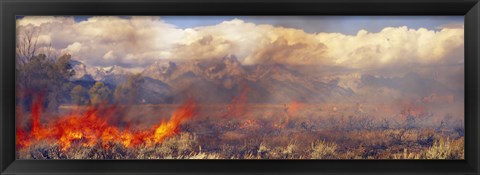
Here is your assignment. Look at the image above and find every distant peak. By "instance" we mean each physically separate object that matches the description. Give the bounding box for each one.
[222,54,240,64]
[167,61,177,67]
[68,59,84,66]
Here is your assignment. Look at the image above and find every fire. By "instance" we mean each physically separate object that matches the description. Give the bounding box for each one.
[222,85,250,118]
[16,95,197,150]
[277,101,304,128]
[30,95,47,139]
[239,119,261,130]
[151,98,196,143]
[400,103,426,117]
[287,101,303,116]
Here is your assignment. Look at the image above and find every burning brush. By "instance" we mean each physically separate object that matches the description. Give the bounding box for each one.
[16,95,198,151]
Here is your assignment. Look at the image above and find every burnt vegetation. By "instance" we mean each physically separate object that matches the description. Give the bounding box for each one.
[17,103,464,160]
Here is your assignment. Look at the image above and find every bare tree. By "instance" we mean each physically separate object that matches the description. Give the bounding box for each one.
[16,26,41,66]
[44,42,58,60]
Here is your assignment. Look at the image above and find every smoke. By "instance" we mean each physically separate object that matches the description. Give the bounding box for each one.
[16,16,463,74]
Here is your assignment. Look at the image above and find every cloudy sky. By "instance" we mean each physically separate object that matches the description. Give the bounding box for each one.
[16,16,464,72]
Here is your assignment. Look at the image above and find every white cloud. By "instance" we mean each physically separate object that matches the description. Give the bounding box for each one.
[61,42,82,55]
[16,16,74,27]
[16,16,464,71]
[103,50,116,60]
[316,26,464,69]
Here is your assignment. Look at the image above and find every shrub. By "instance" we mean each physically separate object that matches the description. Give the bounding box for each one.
[424,138,464,159]
[310,140,337,159]
[392,148,421,159]
[184,152,221,159]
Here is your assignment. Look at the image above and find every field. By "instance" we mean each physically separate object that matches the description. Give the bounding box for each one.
[16,102,464,159]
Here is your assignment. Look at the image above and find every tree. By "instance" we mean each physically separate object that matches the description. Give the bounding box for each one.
[15,24,75,111]
[16,53,75,111]
[113,74,144,104]
[16,26,41,66]
[71,85,89,105]
[50,54,75,109]
[113,85,129,104]
[89,82,112,105]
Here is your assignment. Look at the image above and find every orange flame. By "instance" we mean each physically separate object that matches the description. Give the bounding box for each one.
[239,119,261,130]
[287,101,303,116]
[223,85,250,118]
[400,102,426,117]
[277,101,304,128]
[16,95,197,150]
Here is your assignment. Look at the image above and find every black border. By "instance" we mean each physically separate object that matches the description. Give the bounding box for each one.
[1,0,479,174]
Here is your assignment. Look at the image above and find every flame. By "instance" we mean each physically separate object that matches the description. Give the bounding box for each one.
[223,85,250,118]
[287,101,303,116]
[400,102,426,117]
[151,98,196,143]
[16,95,197,150]
[30,95,47,139]
[16,95,45,148]
[239,119,261,130]
[277,101,304,129]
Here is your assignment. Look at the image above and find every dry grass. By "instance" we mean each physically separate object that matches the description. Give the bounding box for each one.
[17,131,464,159]
[17,104,465,160]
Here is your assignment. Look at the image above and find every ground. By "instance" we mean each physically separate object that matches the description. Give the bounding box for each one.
[16,103,464,159]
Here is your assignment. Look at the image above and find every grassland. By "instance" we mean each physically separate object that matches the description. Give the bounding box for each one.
[17,103,464,159]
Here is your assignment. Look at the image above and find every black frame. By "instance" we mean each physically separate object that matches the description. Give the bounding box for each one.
[1,0,479,174]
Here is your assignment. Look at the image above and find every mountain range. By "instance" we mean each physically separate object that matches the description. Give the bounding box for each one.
[68,55,460,104]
